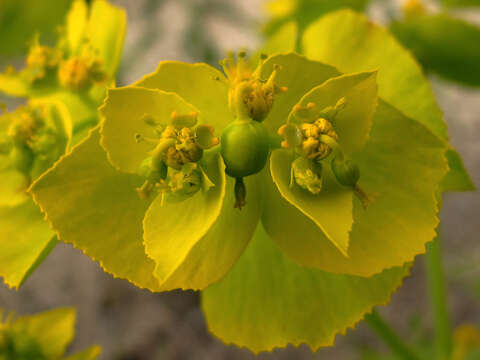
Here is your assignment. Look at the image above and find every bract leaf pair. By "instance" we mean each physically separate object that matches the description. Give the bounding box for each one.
[0,0,126,289]
[266,8,474,193]
[31,33,451,351]
[0,307,100,360]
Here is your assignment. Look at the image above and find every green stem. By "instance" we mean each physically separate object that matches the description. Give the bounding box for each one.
[294,24,304,54]
[365,310,423,360]
[425,236,452,360]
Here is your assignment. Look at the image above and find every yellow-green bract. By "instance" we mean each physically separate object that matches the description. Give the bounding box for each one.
[0,0,126,289]
[29,10,468,353]
[0,307,101,360]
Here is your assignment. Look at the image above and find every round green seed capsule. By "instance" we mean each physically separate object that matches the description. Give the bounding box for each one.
[220,120,270,178]
[331,156,360,187]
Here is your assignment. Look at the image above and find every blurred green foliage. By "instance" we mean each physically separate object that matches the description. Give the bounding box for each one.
[442,0,480,7]
[391,13,480,87]
[0,0,73,56]
[264,0,369,36]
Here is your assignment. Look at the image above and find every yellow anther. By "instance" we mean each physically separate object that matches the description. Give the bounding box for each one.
[301,137,320,156]
[25,36,61,77]
[7,106,46,146]
[171,111,198,128]
[299,118,338,161]
[157,124,203,170]
[58,51,107,91]
[300,123,320,138]
[58,58,92,91]
[137,110,218,201]
[281,117,339,162]
[314,118,338,139]
[26,45,60,70]
[160,125,178,140]
[220,52,287,121]
[293,102,319,122]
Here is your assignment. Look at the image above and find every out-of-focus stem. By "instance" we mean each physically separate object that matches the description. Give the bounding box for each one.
[425,236,452,360]
[365,310,422,360]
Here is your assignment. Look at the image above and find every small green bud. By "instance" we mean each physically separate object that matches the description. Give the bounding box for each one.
[220,120,270,178]
[331,156,360,187]
[331,156,373,208]
[291,157,323,194]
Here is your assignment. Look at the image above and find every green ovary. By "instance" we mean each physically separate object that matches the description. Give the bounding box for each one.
[220,120,270,178]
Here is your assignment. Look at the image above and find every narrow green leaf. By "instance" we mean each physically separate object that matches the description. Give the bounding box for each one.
[86,0,127,77]
[390,14,480,87]
[143,153,226,286]
[31,128,163,291]
[202,224,408,353]
[135,62,232,132]
[100,87,199,173]
[66,0,88,55]
[440,148,475,192]
[270,149,353,256]
[260,52,340,133]
[18,236,58,288]
[263,101,448,276]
